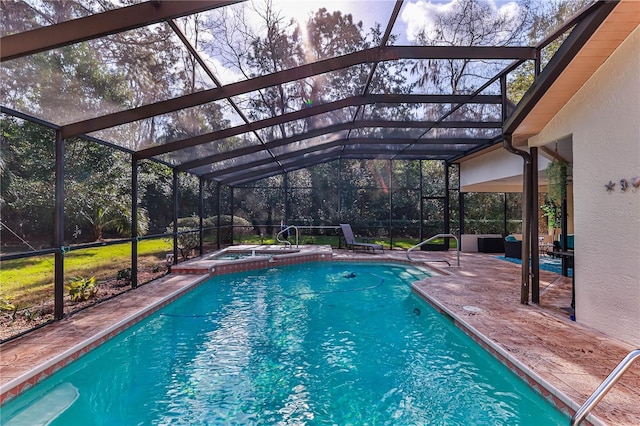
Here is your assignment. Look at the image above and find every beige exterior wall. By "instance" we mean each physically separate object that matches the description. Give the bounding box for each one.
[529,27,640,345]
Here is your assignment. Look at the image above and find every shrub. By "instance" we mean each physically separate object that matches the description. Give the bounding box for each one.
[167,215,254,246]
[116,268,132,286]
[0,295,18,324]
[208,215,253,235]
[167,215,201,230]
[65,276,98,302]
[176,227,199,259]
[168,215,253,234]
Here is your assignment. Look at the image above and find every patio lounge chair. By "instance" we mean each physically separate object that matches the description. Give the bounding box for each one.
[340,224,384,252]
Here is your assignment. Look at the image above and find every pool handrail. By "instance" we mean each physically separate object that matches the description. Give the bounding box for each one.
[407,234,460,266]
[276,225,299,248]
[570,348,640,425]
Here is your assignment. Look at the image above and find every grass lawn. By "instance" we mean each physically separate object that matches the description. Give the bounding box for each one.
[1,239,172,308]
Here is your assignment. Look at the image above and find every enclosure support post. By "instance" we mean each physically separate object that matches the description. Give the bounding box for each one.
[172,169,179,264]
[444,162,450,246]
[199,177,204,256]
[284,173,289,226]
[503,133,532,305]
[389,160,393,248]
[230,187,235,245]
[531,146,540,303]
[503,193,508,236]
[459,192,465,236]
[338,159,343,223]
[561,195,569,277]
[54,130,65,320]
[216,183,221,249]
[419,160,424,242]
[131,157,138,289]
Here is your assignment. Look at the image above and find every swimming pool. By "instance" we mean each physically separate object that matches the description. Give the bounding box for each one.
[1,262,567,425]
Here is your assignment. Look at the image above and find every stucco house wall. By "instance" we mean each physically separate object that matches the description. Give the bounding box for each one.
[529,27,640,346]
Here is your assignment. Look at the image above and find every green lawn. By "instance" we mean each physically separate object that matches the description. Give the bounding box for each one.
[0,239,172,308]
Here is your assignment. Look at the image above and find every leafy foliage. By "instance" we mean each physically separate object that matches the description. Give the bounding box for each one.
[545,159,568,204]
[1,118,151,244]
[0,295,18,324]
[508,0,593,103]
[175,227,199,260]
[116,268,132,286]
[541,197,561,230]
[65,276,98,302]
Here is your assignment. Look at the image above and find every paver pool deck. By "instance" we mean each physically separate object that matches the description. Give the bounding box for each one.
[1,247,638,425]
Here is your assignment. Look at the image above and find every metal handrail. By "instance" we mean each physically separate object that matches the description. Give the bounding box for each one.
[407,233,459,266]
[570,349,640,425]
[276,225,299,248]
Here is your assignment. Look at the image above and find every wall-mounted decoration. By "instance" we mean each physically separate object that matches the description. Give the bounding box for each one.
[606,177,640,193]
[620,179,628,192]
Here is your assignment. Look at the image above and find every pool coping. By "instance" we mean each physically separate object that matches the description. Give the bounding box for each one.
[1,247,631,425]
[411,283,603,426]
[0,274,211,403]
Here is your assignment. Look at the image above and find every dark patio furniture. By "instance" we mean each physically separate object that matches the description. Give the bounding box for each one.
[504,239,523,259]
[339,224,384,252]
[477,237,504,254]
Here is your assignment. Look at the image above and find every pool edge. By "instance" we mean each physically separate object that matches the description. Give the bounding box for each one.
[411,283,605,426]
[0,274,211,404]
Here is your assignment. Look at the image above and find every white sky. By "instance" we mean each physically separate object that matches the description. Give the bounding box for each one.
[400,0,524,42]
[189,0,528,90]
[273,0,524,44]
[273,0,398,33]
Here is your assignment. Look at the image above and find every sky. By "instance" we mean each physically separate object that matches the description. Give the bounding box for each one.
[271,0,525,45]
[197,0,527,87]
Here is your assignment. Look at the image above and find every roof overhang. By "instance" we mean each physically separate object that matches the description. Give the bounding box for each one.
[509,0,639,145]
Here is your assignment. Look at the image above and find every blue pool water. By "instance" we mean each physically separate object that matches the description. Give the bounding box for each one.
[2,262,567,425]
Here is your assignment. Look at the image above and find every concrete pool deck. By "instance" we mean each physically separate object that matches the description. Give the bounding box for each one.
[1,246,638,425]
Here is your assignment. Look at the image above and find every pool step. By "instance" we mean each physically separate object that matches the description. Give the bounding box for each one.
[4,382,78,426]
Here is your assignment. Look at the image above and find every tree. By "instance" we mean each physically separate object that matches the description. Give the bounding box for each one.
[136,160,172,234]
[508,0,592,103]
[410,0,533,94]
[0,116,153,244]
[1,117,56,244]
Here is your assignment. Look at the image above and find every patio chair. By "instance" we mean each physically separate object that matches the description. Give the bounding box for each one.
[340,224,384,252]
[504,235,522,259]
[548,234,574,258]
